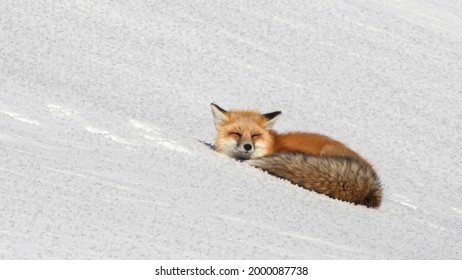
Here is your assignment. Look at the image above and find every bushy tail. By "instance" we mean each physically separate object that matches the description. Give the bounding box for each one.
[247,153,382,208]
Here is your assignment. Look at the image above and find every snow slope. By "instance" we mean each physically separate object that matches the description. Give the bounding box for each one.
[1,0,461,259]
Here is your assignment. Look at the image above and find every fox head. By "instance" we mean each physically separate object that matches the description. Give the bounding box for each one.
[210,103,281,160]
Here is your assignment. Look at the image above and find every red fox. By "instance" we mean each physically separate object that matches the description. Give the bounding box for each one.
[211,103,382,208]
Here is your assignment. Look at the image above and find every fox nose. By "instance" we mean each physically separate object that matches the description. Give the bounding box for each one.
[243,144,253,151]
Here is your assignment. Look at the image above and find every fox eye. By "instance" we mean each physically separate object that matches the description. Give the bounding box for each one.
[230,132,241,137]
[252,134,261,138]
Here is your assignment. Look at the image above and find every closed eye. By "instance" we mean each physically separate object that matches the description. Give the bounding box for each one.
[252,134,261,138]
[230,132,241,137]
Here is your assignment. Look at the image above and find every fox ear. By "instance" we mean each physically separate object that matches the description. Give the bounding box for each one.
[210,103,228,128]
[264,111,281,128]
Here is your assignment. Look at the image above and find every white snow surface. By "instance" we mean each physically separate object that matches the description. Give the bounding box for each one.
[1,0,461,259]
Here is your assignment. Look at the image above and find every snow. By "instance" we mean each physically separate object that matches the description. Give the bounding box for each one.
[1,0,461,259]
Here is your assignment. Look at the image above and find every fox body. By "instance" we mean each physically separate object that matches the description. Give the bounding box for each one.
[211,103,382,208]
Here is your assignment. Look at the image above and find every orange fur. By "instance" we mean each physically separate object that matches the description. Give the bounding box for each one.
[212,105,367,164]
[270,132,372,168]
